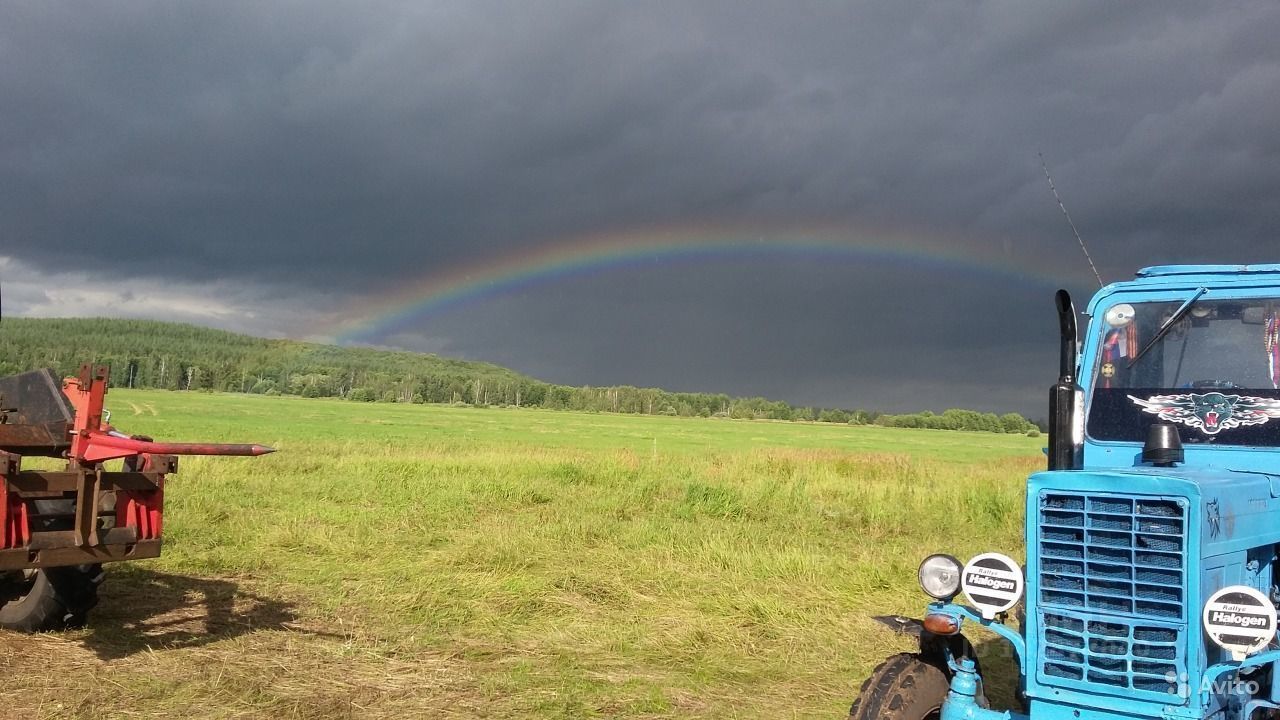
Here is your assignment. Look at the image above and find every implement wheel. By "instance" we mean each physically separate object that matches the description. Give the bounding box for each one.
[0,564,104,632]
[0,498,104,632]
[849,653,950,720]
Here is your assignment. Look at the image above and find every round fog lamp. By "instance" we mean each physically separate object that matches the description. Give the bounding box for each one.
[918,554,962,600]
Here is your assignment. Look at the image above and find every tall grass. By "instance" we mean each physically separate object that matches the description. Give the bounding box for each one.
[1,391,1039,718]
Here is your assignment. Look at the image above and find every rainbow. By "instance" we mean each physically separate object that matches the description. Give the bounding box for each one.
[325,222,1065,344]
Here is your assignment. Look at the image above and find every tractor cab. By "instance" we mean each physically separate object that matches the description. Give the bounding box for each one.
[1082,267,1280,472]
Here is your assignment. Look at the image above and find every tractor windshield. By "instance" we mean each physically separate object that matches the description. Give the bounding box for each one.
[1087,297,1280,445]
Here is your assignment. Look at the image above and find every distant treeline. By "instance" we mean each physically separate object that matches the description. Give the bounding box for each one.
[0,318,1039,434]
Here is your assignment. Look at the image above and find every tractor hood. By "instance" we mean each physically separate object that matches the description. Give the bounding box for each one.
[1030,466,1280,555]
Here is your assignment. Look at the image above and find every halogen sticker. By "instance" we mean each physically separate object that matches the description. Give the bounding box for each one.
[1130,393,1280,436]
[1204,585,1277,660]
[961,553,1023,620]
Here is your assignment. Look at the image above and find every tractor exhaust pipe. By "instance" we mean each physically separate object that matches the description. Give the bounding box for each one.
[1049,289,1082,470]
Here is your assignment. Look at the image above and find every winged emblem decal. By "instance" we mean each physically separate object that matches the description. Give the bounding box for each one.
[1129,392,1280,435]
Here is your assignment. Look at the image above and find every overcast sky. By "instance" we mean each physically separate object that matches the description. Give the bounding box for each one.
[4,2,1279,416]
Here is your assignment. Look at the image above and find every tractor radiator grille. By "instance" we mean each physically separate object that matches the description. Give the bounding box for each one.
[1036,492,1187,701]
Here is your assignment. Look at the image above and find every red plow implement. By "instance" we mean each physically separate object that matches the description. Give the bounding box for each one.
[0,363,272,630]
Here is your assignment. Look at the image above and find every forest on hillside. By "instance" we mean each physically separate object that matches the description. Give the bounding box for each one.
[0,318,1039,434]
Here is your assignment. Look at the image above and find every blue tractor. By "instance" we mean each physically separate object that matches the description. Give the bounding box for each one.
[850,265,1280,720]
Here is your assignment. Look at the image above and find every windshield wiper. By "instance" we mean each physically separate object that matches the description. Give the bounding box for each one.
[1128,287,1208,368]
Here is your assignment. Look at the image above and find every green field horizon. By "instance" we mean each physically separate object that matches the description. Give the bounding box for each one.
[2,390,1039,718]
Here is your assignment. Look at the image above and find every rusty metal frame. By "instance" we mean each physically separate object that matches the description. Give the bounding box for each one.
[0,362,270,576]
[0,451,170,571]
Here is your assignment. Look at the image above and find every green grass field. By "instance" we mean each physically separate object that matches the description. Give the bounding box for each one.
[1,391,1040,719]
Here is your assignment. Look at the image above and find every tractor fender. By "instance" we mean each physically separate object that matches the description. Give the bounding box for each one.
[871,615,984,678]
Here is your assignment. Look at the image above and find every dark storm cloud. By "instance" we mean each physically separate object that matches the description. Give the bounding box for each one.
[388,258,1061,414]
[3,1,1279,413]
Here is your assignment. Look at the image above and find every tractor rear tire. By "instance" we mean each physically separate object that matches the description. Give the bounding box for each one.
[0,564,104,632]
[849,653,950,720]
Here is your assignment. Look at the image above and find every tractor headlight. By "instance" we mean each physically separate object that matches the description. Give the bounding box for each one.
[918,554,962,601]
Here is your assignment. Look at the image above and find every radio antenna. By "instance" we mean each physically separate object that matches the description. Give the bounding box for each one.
[1040,152,1103,288]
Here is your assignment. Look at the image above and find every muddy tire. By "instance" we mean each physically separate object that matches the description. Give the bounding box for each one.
[849,653,950,720]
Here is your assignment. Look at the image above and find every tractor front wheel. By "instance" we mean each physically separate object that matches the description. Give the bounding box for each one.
[849,653,950,720]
